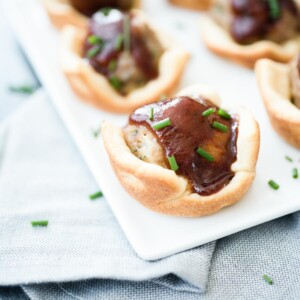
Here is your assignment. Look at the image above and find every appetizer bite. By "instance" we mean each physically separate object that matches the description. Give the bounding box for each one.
[169,0,211,10]
[43,0,140,29]
[61,9,189,113]
[256,53,300,148]
[102,85,260,217]
[201,0,300,68]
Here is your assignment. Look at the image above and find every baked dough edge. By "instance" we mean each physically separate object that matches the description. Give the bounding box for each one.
[169,0,211,10]
[102,84,260,217]
[201,16,300,69]
[42,0,140,30]
[60,10,189,114]
[255,58,300,148]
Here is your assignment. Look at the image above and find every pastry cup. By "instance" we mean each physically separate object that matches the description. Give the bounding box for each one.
[101,84,260,217]
[43,0,140,30]
[169,0,211,10]
[201,16,300,68]
[60,11,189,114]
[255,58,300,148]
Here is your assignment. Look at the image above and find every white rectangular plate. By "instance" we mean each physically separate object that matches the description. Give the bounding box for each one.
[6,0,300,260]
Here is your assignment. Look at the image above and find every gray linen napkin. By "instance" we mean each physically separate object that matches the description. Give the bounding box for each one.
[21,213,300,300]
[0,90,215,293]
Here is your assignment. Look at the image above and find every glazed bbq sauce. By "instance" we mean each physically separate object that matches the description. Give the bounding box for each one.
[230,0,298,44]
[69,0,134,16]
[129,96,238,196]
[83,9,159,95]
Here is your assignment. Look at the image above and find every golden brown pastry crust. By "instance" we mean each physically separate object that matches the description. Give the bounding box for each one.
[60,11,189,114]
[101,85,260,217]
[43,0,140,30]
[169,0,211,10]
[255,58,300,148]
[201,16,300,68]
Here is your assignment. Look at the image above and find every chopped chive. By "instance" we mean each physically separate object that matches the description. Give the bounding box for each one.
[267,0,280,19]
[109,76,122,91]
[31,220,48,227]
[108,59,117,72]
[89,191,103,200]
[217,109,231,120]
[86,45,101,58]
[114,33,124,51]
[285,155,293,162]
[88,35,103,46]
[202,108,215,117]
[149,107,154,121]
[92,127,101,138]
[160,94,167,101]
[293,168,298,179]
[167,155,179,172]
[152,118,171,130]
[9,84,38,95]
[101,7,112,16]
[262,274,273,285]
[123,15,131,53]
[212,121,228,132]
[268,180,279,190]
[196,147,214,162]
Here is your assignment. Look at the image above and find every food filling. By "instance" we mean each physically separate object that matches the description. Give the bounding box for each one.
[125,96,238,196]
[290,53,300,108]
[211,0,300,44]
[69,0,135,16]
[83,9,163,95]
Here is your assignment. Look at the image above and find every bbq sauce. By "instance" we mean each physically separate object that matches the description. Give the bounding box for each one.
[69,0,134,16]
[83,9,160,94]
[230,0,299,44]
[129,96,238,196]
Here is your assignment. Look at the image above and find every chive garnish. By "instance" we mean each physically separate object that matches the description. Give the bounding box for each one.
[160,95,167,101]
[114,33,123,51]
[217,109,231,120]
[267,0,280,19]
[202,108,215,117]
[149,107,154,121]
[123,15,131,53]
[293,168,298,179]
[285,155,293,162]
[31,220,48,227]
[108,60,117,72]
[89,191,103,200]
[109,76,122,91]
[92,127,101,138]
[9,84,38,95]
[197,147,214,162]
[101,7,112,16]
[167,155,179,172]
[88,35,103,46]
[262,274,273,285]
[152,118,172,130]
[87,45,101,58]
[268,180,279,190]
[212,121,228,132]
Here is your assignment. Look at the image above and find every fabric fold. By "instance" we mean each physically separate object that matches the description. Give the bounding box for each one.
[0,91,215,293]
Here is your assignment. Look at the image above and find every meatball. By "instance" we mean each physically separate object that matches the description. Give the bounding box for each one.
[211,0,300,44]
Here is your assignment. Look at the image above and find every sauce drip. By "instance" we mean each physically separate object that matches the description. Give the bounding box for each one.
[69,0,134,16]
[129,96,238,196]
